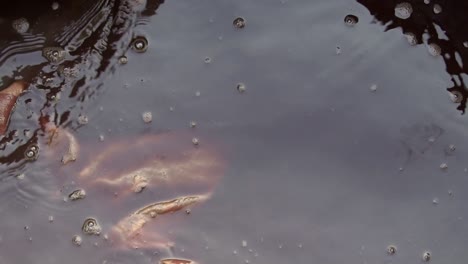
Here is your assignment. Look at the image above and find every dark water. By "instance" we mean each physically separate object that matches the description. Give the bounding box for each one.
[1,0,468,263]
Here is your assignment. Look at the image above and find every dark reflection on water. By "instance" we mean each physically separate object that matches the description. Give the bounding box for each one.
[0,0,163,170]
[357,0,468,113]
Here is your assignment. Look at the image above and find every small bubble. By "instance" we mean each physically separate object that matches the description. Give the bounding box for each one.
[464,42,468,48]
[142,111,152,123]
[387,245,397,255]
[335,46,342,55]
[195,91,201,97]
[278,244,283,249]
[424,0,430,4]
[344,14,358,26]
[69,189,86,201]
[428,136,436,143]
[242,240,247,247]
[51,2,59,10]
[404,32,418,45]
[82,218,101,235]
[118,56,128,64]
[448,144,456,152]
[233,17,246,29]
[16,173,25,180]
[42,47,66,63]
[298,243,303,248]
[422,251,431,261]
[24,144,39,161]
[427,43,441,56]
[192,137,199,146]
[99,134,105,142]
[448,90,463,103]
[233,250,238,255]
[169,106,175,112]
[78,115,89,125]
[448,190,453,196]
[190,121,197,128]
[204,57,212,64]
[394,2,413,19]
[132,36,148,53]
[185,209,191,214]
[72,235,82,246]
[244,260,249,264]
[12,18,29,33]
[433,4,442,14]
[237,83,246,93]
[440,163,448,170]
[150,211,157,218]
[24,225,30,230]
[432,197,439,205]
[370,84,377,92]
[48,216,54,222]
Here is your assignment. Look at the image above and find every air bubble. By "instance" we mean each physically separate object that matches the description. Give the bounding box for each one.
[204,57,212,64]
[344,14,358,26]
[440,163,448,170]
[69,189,86,201]
[464,42,468,48]
[242,240,247,247]
[448,90,463,103]
[424,0,430,4]
[427,43,441,56]
[237,83,246,93]
[24,144,39,161]
[12,18,29,33]
[190,121,197,128]
[404,32,418,45]
[51,2,59,10]
[433,4,442,14]
[233,17,246,29]
[432,197,439,205]
[78,115,89,125]
[335,46,342,55]
[118,56,128,64]
[132,36,148,53]
[192,137,199,146]
[48,216,54,222]
[394,2,413,19]
[142,111,152,123]
[370,84,377,92]
[387,245,397,255]
[42,47,66,63]
[422,251,431,261]
[72,235,82,246]
[82,218,101,235]
[99,134,105,142]
[195,91,201,97]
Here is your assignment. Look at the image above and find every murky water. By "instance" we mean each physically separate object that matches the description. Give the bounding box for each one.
[1,0,468,263]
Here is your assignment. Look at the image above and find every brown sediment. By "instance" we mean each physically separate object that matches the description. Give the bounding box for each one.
[0,81,27,135]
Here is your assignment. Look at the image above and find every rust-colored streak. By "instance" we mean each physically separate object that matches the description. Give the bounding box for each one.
[0,81,27,135]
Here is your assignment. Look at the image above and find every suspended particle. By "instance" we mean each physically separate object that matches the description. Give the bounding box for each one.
[142,111,152,123]
[432,197,439,205]
[118,56,128,64]
[195,91,201,97]
[99,134,105,142]
[464,42,468,48]
[69,189,86,201]
[72,235,82,246]
[394,2,413,19]
[48,216,54,222]
[42,47,66,63]
[370,84,377,92]
[242,240,247,247]
[424,0,430,4]
[335,46,342,55]
[12,18,29,33]
[433,4,442,14]
[82,218,101,235]
[132,36,148,53]
[344,14,358,26]
[233,17,246,29]
[190,121,197,128]
[237,83,246,93]
[387,245,397,255]
[192,137,199,146]
[422,251,431,261]
[204,57,212,64]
